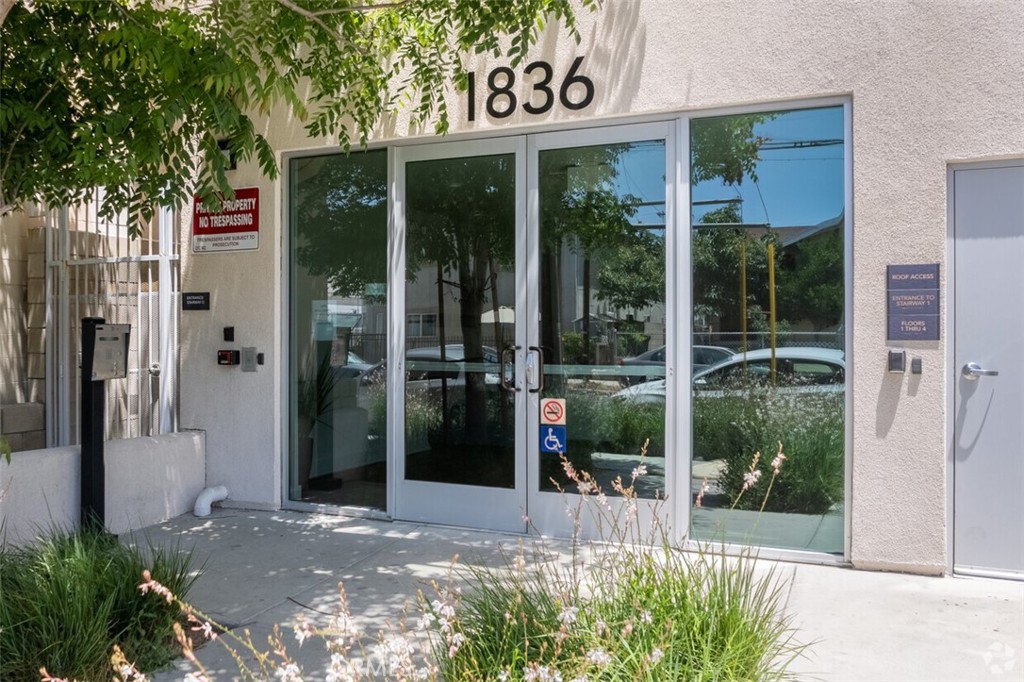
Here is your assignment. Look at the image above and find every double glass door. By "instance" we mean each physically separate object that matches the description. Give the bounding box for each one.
[394,124,672,535]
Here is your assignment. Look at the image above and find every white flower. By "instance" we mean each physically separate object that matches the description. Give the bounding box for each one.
[329,612,360,639]
[586,647,612,666]
[294,620,313,645]
[448,631,466,658]
[325,653,355,682]
[742,469,762,491]
[771,452,787,474]
[649,647,664,664]
[594,618,607,635]
[640,610,653,624]
[523,664,563,682]
[557,604,578,624]
[274,663,303,682]
[632,464,648,479]
[416,612,436,631]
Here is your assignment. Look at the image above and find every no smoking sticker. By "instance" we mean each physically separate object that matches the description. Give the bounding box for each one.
[540,398,566,425]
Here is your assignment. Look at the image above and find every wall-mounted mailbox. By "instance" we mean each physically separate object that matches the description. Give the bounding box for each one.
[84,324,130,381]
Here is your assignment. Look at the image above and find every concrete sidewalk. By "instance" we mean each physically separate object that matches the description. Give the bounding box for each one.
[138,509,1023,682]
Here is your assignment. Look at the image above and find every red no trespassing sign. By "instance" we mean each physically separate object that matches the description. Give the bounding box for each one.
[192,187,259,253]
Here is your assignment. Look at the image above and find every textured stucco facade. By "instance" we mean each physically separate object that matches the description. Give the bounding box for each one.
[179,1,1024,574]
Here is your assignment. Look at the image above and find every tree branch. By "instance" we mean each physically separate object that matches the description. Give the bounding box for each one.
[273,0,412,18]
[1,80,60,207]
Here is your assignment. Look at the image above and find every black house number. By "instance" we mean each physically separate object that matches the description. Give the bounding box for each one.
[467,56,595,121]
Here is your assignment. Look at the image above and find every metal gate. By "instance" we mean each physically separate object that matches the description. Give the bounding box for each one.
[44,193,180,445]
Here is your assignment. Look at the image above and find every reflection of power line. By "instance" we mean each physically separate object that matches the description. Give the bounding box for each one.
[753,179,770,225]
[692,198,742,206]
[759,139,843,150]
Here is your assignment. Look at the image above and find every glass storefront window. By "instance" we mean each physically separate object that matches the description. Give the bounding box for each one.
[690,106,846,553]
[289,150,388,508]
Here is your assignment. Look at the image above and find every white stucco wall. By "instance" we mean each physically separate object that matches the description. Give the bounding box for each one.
[179,184,282,508]
[180,1,1024,573]
[0,431,207,544]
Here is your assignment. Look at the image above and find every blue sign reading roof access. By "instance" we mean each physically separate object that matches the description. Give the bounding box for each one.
[540,425,567,454]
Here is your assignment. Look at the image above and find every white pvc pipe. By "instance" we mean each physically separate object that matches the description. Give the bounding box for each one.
[193,486,228,517]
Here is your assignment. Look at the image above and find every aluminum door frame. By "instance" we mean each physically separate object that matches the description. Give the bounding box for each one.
[524,121,677,539]
[391,137,529,533]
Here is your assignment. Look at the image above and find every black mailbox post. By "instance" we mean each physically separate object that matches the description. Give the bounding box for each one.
[80,317,130,529]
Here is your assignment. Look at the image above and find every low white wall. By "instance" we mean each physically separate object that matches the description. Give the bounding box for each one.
[0,431,206,545]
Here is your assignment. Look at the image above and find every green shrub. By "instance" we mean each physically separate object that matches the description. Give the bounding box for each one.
[0,527,199,682]
[695,391,844,514]
[429,513,802,681]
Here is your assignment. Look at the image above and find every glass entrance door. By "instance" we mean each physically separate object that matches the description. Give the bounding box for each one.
[394,126,672,536]
[524,124,673,536]
[394,138,528,532]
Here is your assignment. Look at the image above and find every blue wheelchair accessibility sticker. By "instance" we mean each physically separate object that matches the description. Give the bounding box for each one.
[540,425,567,454]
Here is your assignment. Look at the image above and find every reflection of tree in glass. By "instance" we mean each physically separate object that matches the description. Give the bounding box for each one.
[597,229,665,312]
[690,110,845,335]
[539,144,645,365]
[776,229,844,329]
[692,203,780,335]
[406,154,517,444]
[691,114,770,185]
[293,152,389,299]
[690,114,773,338]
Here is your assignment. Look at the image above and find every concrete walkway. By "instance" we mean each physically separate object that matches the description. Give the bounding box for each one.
[137,509,1023,682]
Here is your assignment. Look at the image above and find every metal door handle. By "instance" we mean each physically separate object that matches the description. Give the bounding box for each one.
[962,362,999,380]
[528,346,545,394]
[500,345,520,393]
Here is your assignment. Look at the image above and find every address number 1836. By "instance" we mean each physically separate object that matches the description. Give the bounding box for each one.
[467,56,595,121]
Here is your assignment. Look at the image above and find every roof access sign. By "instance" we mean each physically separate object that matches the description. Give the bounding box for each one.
[192,187,259,253]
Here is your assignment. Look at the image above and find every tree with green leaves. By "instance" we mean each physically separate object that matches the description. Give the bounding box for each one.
[0,0,598,225]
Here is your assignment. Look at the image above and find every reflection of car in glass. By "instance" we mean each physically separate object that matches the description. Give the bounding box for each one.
[405,344,500,385]
[617,345,736,386]
[333,351,377,379]
[613,347,845,403]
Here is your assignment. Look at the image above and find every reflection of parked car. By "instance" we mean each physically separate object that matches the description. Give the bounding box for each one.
[617,345,736,386]
[405,345,500,385]
[334,350,376,379]
[613,347,845,403]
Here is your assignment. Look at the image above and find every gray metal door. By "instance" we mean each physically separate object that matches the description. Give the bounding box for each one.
[953,163,1024,579]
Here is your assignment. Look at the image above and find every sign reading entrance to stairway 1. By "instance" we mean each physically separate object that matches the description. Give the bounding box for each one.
[541,425,567,454]
[540,398,566,425]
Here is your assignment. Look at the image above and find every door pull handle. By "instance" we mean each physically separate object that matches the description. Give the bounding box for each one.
[961,362,999,380]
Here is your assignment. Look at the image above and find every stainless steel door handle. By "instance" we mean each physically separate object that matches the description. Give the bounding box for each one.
[501,345,521,392]
[528,346,545,394]
[962,362,999,380]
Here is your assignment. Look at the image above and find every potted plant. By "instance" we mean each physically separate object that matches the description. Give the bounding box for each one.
[295,351,337,495]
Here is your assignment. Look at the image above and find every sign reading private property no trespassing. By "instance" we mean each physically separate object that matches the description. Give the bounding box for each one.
[192,187,259,253]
